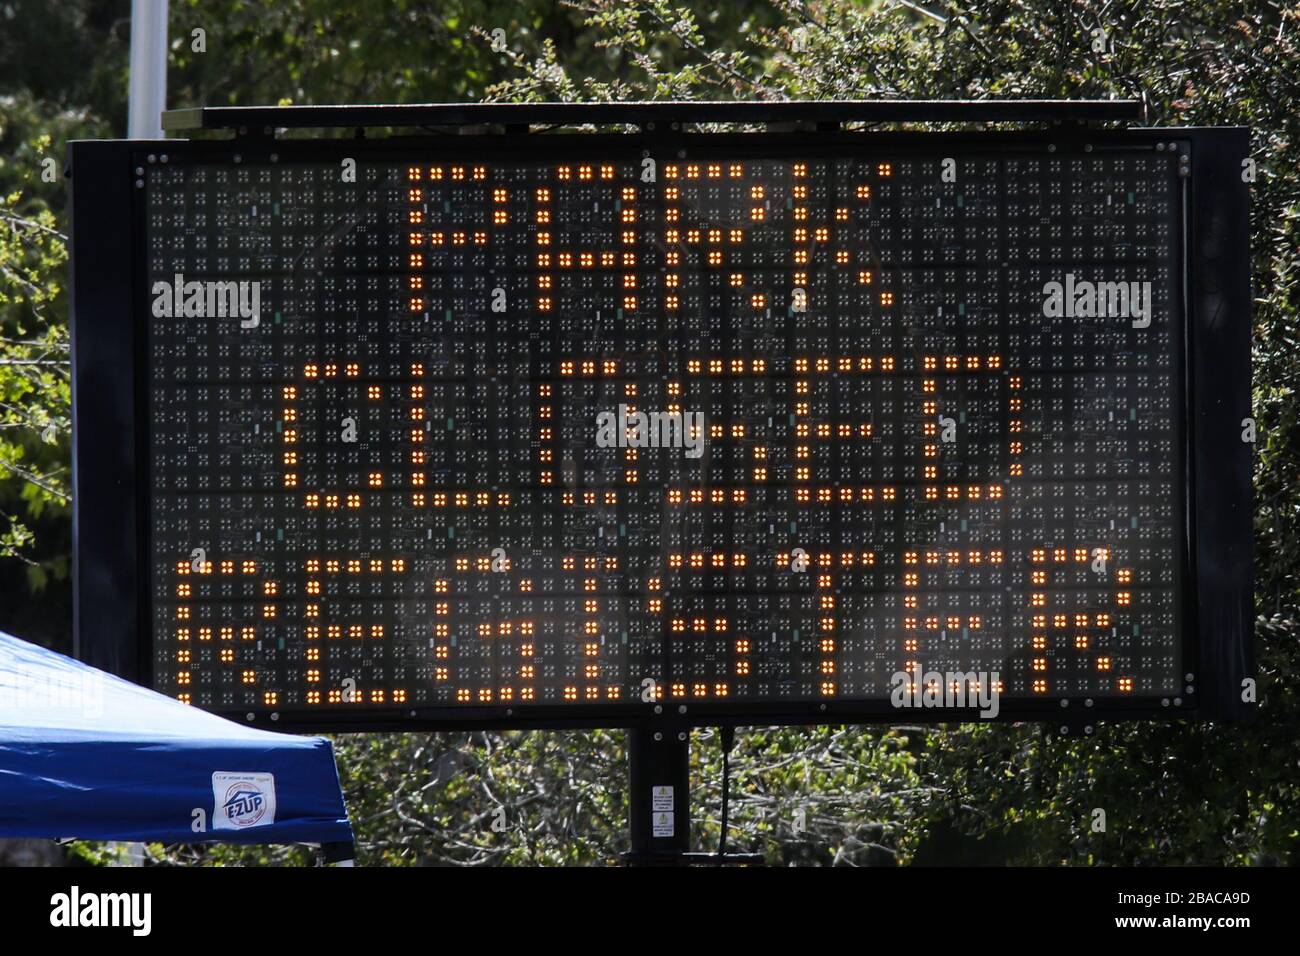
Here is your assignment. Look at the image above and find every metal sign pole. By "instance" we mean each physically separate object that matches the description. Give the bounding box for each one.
[625,727,765,865]
[127,0,169,139]
[626,728,690,865]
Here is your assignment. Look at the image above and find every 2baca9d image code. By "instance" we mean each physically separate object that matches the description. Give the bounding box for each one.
[139,143,1185,719]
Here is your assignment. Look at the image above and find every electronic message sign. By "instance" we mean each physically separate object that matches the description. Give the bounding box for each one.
[69,108,1253,730]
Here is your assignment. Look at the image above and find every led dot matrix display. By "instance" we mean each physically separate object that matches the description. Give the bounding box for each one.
[138,139,1194,723]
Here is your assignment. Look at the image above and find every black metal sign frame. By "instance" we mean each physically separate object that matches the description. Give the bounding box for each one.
[70,107,1253,733]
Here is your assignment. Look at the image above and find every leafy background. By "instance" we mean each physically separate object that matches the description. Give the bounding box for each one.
[1,0,1295,865]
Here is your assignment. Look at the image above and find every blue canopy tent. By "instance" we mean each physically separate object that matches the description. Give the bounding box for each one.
[0,630,354,862]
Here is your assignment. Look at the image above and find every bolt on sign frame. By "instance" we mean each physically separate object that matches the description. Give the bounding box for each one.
[70,101,1253,736]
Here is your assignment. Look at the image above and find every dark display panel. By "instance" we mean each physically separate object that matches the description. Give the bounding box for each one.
[142,143,1185,720]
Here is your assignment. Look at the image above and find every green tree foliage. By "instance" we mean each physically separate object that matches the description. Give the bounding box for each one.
[1,0,120,601]
[0,103,74,586]
[10,0,1300,865]
[0,186,68,563]
[163,0,782,112]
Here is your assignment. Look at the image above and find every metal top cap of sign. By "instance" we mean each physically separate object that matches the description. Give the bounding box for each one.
[159,99,1145,132]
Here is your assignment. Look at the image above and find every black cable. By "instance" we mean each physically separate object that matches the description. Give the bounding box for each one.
[718,725,737,859]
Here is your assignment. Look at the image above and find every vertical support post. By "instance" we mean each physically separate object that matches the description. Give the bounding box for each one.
[626,728,690,864]
[128,0,169,139]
